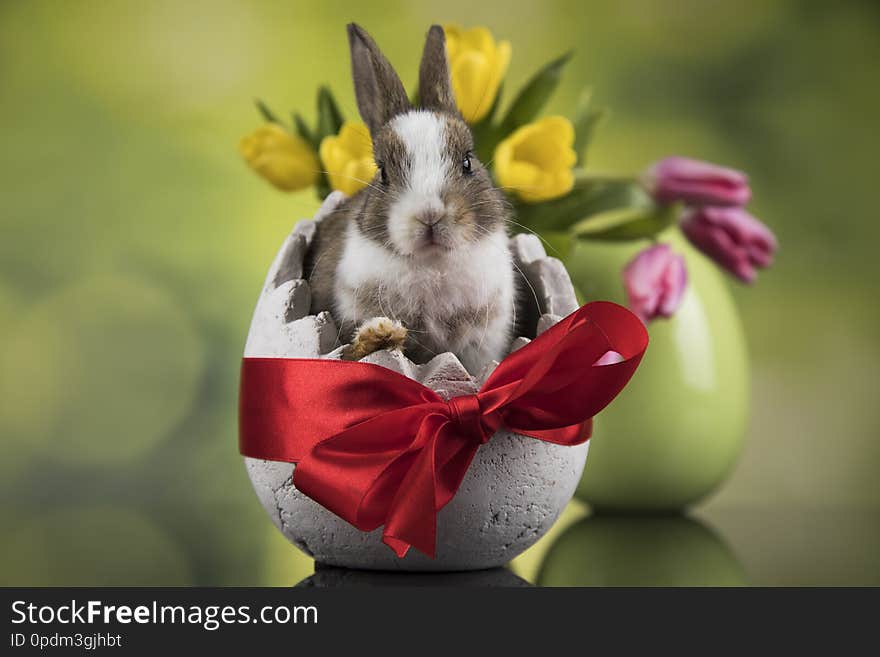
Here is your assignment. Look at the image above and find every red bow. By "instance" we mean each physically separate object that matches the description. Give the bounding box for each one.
[239,301,648,558]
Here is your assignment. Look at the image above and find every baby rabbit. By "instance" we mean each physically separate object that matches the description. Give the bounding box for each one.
[306,24,515,374]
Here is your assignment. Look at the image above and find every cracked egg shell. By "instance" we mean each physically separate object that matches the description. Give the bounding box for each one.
[243,192,587,571]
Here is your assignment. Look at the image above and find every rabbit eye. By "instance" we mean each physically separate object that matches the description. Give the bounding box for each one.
[462,154,473,175]
[378,163,388,185]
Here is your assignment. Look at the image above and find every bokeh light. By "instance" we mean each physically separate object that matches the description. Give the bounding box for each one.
[3,506,192,586]
[2,274,205,466]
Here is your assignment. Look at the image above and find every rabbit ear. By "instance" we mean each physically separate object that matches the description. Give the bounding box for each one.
[347,23,410,135]
[418,25,458,115]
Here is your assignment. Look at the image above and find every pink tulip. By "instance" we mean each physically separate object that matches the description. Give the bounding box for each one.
[623,244,688,323]
[681,206,777,284]
[644,156,751,207]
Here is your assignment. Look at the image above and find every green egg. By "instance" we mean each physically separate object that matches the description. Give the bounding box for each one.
[565,229,749,510]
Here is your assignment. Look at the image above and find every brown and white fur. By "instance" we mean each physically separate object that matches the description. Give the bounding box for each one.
[306,24,515,374]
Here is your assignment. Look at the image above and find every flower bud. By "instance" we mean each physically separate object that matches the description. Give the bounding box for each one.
[319,121,378,196]
[444,24,511,123]
[623,244,688,323]
[644,156,751,207]
[493,116,576,203]
[681,206,777,283]
[238,124,319,192]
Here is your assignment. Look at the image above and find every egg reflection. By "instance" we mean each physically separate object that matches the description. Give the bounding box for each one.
[537,514,747,587]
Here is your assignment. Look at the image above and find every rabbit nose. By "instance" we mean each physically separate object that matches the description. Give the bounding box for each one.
[414,209,444,227]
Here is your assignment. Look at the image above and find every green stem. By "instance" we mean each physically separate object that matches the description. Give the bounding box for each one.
[512,174,648,233]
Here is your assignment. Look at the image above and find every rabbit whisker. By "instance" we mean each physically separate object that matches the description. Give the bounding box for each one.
[503,218,563,258]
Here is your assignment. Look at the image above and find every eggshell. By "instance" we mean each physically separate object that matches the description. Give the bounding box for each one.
[244,194,588,570]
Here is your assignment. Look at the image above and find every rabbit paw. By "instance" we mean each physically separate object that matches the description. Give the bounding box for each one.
[344,317,407,361]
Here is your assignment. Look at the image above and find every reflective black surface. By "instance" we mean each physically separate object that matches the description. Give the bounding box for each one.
[296,565,530,587]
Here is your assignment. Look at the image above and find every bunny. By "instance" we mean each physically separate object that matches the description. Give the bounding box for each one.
[306,24,516,374]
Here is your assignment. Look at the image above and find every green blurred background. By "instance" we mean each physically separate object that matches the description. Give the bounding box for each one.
[1,0,878,586]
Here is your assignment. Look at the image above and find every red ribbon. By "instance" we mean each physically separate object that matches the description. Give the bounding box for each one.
[239,301,648,558]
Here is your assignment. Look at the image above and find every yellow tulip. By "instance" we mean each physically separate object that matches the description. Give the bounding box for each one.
[238,123,319,192]
[444,24,511,123]
[493,116,577,203]
[319,121,378,196]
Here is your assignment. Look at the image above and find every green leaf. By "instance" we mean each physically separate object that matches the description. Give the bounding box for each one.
[309,90,342,195]
[513,176,647,233]
[292,112,316,148]
[472,124,499,165]
[539,230,575,260]
[571,202,679,241]
[498,52,572,135]
[572,89,607,165]
[315,177,331,201]
[255,98,281,124]
[316,86,345,141]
